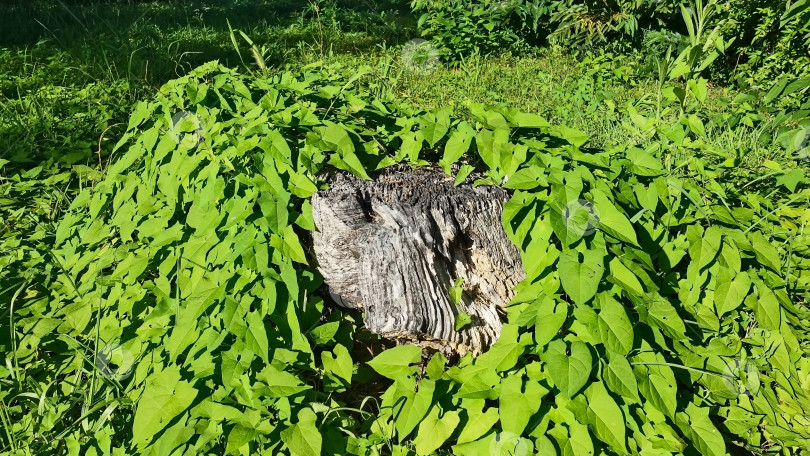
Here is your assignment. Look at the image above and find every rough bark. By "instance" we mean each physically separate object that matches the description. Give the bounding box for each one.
[311,166,524,354]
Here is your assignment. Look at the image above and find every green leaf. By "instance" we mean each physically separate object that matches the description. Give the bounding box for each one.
[499,375,547,435]
[608,257,644,297]
[720,406,761,436]
[717,239,741,272]
[553,125,590,148]
[322,343,353,385]
[426,353,447,380]
[457,400,499,444]
[414,407,460,456]
[319,120,369,179]
[592,191,638,245]
[455,312,472,331]
[475,126,512,174]
[776,168,804,192]
[548,421,594,456]
[281,408,322,456]
[507,110,550,129]
[690,227,722,271]
[457,372,500,399]
[745,286,781,330]
[676,404,726,456]
[245,311,270,363]
[391,378,436,440]
[635,358,677,418]
[584,381,627,455]
[399,131,424,162]
[226,425,257,455]
[454,164,475,186]
[545,340,593,397]
[271,225,308,264]
[685,114,705,136]
[368,345,422,379]
[257,365,311,398]
[558,249,605,305]
[603,351,640,403]
[714,272,751,316]
[529,297,568,347]
[475,324,529,372]
[318,120,354,156]
[449,277,464,305]
[646,299,686,340]
[421,108,452,148]
[748,232,782,272]
[626,147,664,176]
[550,184,590,246]
[596,294,634,355]
[441,125,474,171]
[687,78,708,103]
[132,366,198,445]
[310,321,340,345]
[504,166,549,190]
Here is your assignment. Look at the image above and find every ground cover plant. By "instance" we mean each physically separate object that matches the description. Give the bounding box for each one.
[1,1,810,455]
[3,58,810,456]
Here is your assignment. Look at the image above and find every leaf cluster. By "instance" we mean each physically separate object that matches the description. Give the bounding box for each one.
[1,61,809,456]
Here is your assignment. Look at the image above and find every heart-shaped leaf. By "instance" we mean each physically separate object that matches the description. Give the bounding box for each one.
[544,340,593,397]
[559,249,605,305]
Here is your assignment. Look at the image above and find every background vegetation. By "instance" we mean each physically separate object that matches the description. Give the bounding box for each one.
[1,0,809,455]
[413,0,810,87]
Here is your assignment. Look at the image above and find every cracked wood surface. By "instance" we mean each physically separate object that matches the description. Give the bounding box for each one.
[311,166,525,354]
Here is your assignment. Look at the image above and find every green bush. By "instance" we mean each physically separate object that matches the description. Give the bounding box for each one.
[411,0,680,61]
[718,0,810,87]
[412,0,810,83]
[411,0,529,61]
[2,61,810,455]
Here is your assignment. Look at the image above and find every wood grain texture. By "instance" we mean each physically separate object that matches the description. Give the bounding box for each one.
[311,166,524,354]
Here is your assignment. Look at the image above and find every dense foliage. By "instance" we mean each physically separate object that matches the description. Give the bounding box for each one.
[718,0,810,85]
[2,57,809,455]
[412,0,810,84]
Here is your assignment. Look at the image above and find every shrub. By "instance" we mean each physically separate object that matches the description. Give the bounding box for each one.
[719,0,810,87]
[412,0,810,83]
[411,0,682,62]
[411,0,529,61]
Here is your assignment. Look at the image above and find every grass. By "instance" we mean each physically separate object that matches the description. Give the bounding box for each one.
[3,0,792,170]
[0,0,410,164]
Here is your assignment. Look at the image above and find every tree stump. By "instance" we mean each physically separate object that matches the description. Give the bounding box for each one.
[311,167,525,355]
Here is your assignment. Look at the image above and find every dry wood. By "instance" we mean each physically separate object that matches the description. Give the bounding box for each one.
[311,166,525,354]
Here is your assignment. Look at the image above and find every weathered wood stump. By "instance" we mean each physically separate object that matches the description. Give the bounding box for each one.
[311,166,525,355]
